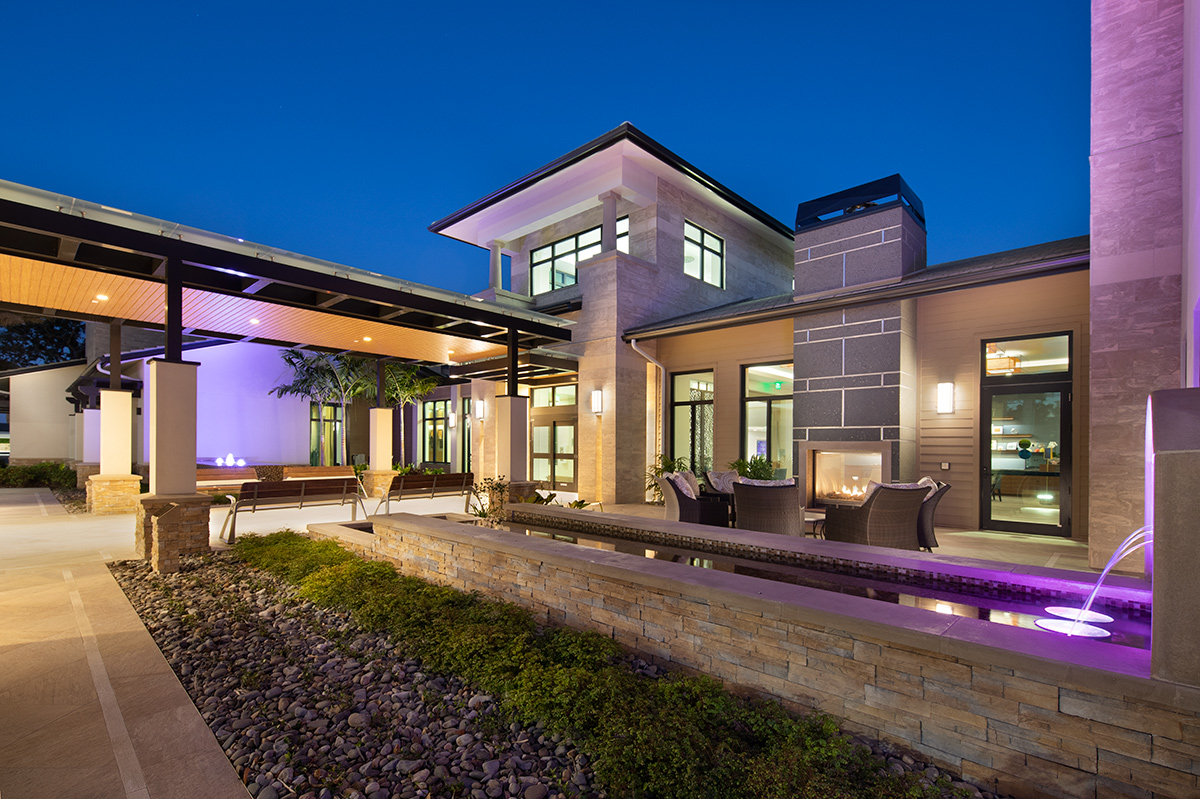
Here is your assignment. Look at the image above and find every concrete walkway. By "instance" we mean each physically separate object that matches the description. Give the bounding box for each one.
[0,489,246,799]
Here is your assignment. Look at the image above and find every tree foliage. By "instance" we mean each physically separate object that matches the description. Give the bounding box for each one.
[359,362,440,467]
[0,317,85,370]
[269,349,370,466]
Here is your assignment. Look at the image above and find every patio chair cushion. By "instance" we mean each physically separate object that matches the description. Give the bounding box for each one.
[680,471,703,498]
[707,470,741,494]
[667,473,696,500]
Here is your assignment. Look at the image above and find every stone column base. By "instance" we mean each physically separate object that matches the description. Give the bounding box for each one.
[362,470,395,503]
[137,493,212,569]
[86,474,143,515]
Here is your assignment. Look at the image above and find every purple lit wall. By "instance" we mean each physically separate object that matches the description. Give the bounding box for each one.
[139,343,310,465]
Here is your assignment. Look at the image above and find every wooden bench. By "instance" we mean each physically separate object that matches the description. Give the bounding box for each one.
[218,477,367,543]
[195,466,258,494]
[375,472,474,514]
[282,465,357,480]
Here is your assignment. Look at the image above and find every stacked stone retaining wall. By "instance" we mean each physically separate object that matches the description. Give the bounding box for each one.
[306,513,1200,799]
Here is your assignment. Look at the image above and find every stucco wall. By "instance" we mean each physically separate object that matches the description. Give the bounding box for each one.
[187,343,311,465]
[9,364,87,462]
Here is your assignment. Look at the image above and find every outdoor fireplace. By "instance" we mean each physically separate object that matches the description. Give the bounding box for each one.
[811,450,884,506]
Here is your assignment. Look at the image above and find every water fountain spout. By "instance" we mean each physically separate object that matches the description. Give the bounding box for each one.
[1038,525,1153,638]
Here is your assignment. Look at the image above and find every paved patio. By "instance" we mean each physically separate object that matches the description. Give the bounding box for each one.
[0,487,1102,798]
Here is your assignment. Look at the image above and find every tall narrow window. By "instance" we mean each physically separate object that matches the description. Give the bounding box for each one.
[683,221,724,288]
[422,399,449,464]
[671,371,714,474]
[309,403,343,466]
[742,363,793,477]
[461,397,472,473]
[530,217,630,295]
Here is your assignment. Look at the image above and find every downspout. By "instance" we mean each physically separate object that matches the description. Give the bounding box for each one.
[629,339,668,460]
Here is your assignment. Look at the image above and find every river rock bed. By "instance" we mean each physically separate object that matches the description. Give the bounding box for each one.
[111,554,604,799]
[112,551,1007,799]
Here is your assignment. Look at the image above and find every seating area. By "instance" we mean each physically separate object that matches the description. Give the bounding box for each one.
[658,469,950,550]
[218,477,367,543]
[375,471,474,514]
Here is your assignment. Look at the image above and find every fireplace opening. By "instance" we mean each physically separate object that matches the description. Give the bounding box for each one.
[812,450,883,506]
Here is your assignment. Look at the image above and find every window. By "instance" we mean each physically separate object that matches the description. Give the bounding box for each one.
[742,363,793,476]
[531,384,578,407]
[671,371,714,474]
[530,218,629,295]
[422,399,449,463]
[461,397,472,473]
[684,221,724,287]
[309,403,343,466]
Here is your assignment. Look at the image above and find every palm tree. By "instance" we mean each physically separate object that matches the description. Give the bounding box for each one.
[360,361,440,468]
[271,349,369,466]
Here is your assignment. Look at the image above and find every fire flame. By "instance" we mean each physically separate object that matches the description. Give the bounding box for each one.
[839,484,865,498]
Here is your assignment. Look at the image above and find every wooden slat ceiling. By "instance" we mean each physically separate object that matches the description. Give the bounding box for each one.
[0,253,508,363]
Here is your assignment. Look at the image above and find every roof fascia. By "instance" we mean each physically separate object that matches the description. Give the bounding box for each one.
[429,123,793,246]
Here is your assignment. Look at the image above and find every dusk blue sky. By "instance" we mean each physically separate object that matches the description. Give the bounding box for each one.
[0,2,1089,297]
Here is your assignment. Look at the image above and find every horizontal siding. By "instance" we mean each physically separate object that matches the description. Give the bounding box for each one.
[917,271,1089,536]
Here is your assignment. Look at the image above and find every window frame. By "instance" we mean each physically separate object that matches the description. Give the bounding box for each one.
[670,369,716,474]
[683,220,725,288]
[530,217,629,296]
[740,362,794,476]
[421,399,449,464]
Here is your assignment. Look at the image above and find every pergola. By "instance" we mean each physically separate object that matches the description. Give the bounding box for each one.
[0,178,571,499]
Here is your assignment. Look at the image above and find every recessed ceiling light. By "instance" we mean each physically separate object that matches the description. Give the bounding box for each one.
[362,336,372,342]
[95,294,109,301]
[249,318,260,325]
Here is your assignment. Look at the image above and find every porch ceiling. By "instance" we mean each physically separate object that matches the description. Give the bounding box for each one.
[0,182,572,366]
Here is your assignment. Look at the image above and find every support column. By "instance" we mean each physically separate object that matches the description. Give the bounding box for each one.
[108,322,122,389]
[1149,388,1200,687]
[495,394,529,483]
[87,389,140,514]
[488,240,504,292]
[138,358,209,562]
[147,359,199,495]
[364,407,395,501]
[600,191,619,252]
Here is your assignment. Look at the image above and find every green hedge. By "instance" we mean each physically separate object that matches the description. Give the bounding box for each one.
[0,462,77,490]
[233,531,965,799]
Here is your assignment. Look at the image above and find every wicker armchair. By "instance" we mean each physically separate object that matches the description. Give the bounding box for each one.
[823,486,928,550]
[732,481,804,536]
[917,482,951,551]
[657,477,730,527]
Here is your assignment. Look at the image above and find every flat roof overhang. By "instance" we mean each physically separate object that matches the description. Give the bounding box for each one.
[448,351,578,383]
[0,180,572,365]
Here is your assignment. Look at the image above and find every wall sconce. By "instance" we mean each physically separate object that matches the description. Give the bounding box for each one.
[936,382,954,414]
[591,389,604,414]
[448,411,456,428]
[475,400,486,420]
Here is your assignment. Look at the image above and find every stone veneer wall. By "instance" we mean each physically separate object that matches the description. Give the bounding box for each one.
[86,474,142,514]
[1089,0,1185,571]
[309,512,1200,799]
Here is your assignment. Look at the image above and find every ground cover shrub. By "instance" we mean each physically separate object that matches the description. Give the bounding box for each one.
[0,461,76,490]
[233,531,967,799]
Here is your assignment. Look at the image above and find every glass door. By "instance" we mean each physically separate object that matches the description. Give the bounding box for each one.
[532,420,577,492]
[980,333,1072,536]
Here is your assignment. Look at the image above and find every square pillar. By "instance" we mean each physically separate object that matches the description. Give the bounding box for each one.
[148,359,199,496]
[81,408,101,463]
[1149,388,1200,687]
[495,395,529,482]
[369,408,393,470]
[99,389,133,475]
